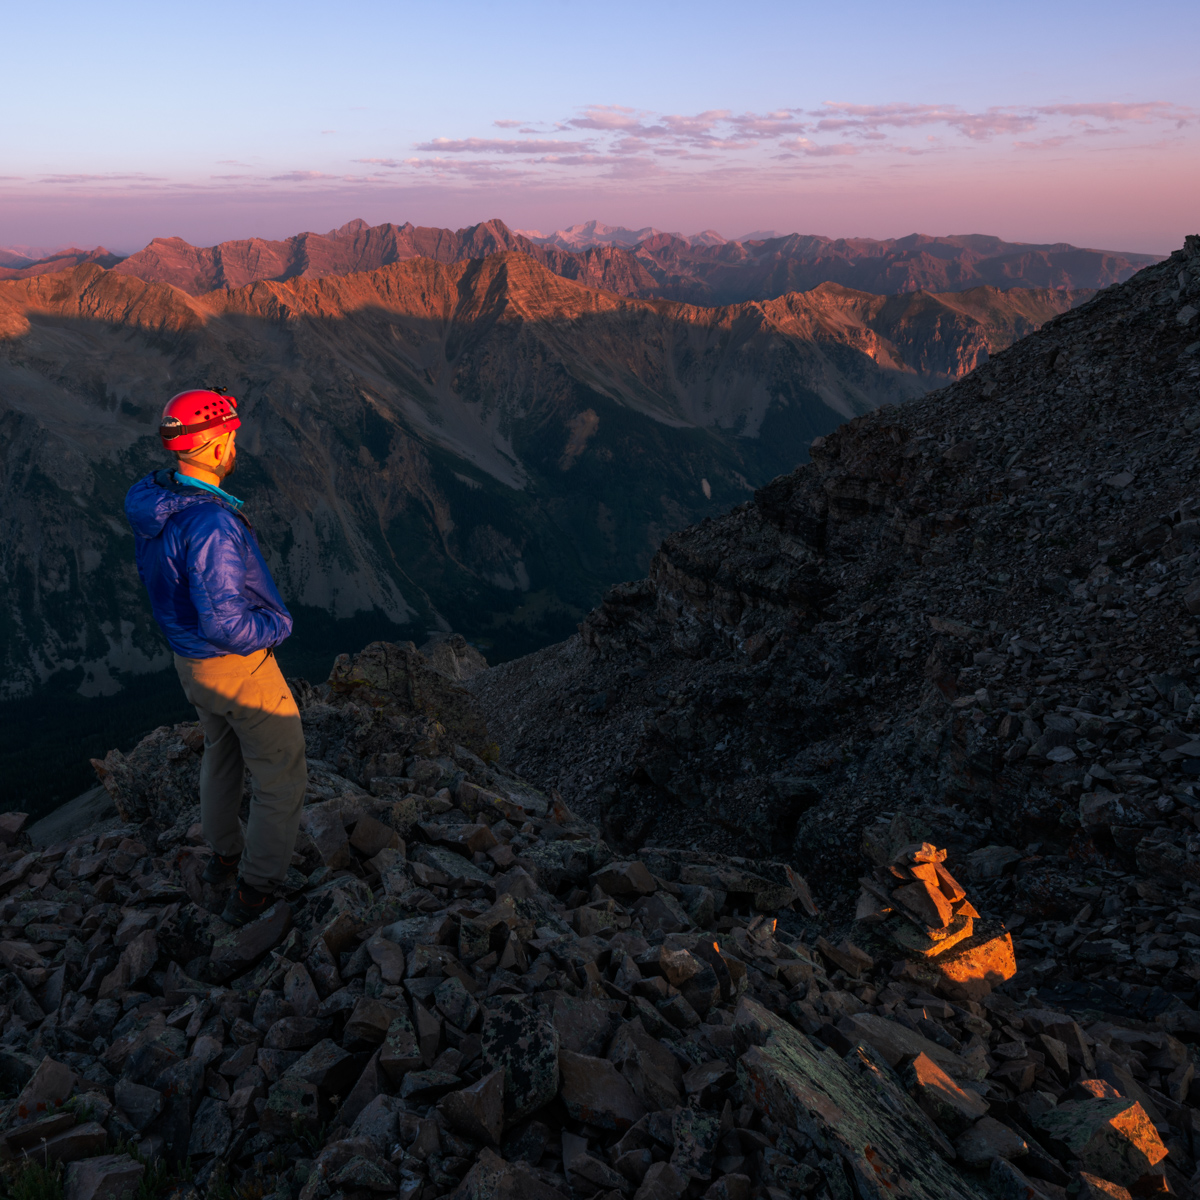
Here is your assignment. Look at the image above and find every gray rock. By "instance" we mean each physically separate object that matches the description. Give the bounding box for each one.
[63,1154,145,1200]
[113,1079,163,1132]
[283,1039,358,1092]
[209,902,292,977]
[15,1055,77,1120]
[559,1049,646,1131]
[438,1068,505,1146]
[954,1117,1028,1166]
[433,976,479,1031]
[350,1094,398,1153]
[187,1096,231,1157]
[453,1147,568,1200]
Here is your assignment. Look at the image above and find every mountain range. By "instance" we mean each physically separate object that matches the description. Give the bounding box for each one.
[2,218,1157,303]
[0,217,1110,808]
[0,250,1078,692]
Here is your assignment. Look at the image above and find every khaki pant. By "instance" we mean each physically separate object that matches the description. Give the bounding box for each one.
[174,649,307,891]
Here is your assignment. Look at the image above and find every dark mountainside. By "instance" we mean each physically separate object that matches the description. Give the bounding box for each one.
[580,230,1160,307]
[472,234,1200,990]
[0,251,1076,812]
[16,218,1154,303]
[0,244,1198,1200]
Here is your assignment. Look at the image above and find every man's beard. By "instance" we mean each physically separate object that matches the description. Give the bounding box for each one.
[217,446,237,479]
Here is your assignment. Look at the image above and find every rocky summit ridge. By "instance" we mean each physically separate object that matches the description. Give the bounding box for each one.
[0,629,1190,1200]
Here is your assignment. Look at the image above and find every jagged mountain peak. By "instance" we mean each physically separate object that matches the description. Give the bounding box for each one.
[8,215,1158,304]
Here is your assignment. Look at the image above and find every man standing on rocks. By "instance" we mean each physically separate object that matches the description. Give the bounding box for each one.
[124,389,306,927]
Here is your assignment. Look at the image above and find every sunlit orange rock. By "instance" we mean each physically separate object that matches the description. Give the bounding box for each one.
[1073,1172,1132,1200]
[929,926,1017,1002]
[893,879,956,927]
[1035,1098,1168,1187]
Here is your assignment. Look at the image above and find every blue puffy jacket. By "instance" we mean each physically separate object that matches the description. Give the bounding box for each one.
[125,470,293,658]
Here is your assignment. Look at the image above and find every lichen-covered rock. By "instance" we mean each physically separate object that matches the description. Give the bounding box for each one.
[735,998,988,1200]
[209,901,291,979]
[89,723,208,825]
[480,996,559,1122]
[453,1147,567,1200]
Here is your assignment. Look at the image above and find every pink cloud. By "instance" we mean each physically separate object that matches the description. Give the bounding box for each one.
[813,103,1039,140]
[1013,136,1073,150]
[782,138,859,157]
[39,173,167,183]
[414,137,589,154]
[269,170,341,181]
[1034,101,1190,123]
[567,105,653,133]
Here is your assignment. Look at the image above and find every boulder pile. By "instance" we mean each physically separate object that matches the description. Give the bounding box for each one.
[0,642,1195,1200]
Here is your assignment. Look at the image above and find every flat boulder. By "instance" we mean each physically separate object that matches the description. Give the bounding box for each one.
[838,1012,979,1080]
[559,1050,646,1131]
[64,1154,144,1200]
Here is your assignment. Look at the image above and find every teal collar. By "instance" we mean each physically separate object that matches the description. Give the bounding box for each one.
[174,471,244,511]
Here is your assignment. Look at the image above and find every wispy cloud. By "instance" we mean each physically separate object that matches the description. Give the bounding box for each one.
[381,97,1194,184]
[38,172,167,183]
[5,95,1191,206]
[414,137,588,154]
[783,139,859,157]
[269,170,342,181]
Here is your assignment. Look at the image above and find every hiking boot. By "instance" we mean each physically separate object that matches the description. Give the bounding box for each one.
[201,851,241,886]
[221,879,274,927]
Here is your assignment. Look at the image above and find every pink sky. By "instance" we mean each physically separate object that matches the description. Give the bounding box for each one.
[2,0,1197,256]
[3,102,1195,256]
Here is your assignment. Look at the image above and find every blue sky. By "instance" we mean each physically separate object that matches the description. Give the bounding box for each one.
[1,0,1197,252]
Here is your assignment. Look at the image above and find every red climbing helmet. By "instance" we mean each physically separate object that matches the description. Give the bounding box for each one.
[159,388,240,451]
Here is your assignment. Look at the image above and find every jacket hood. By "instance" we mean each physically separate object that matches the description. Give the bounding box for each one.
[125,470,233,539]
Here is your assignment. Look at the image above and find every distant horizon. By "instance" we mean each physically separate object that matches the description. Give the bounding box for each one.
[0,216,1175,264]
